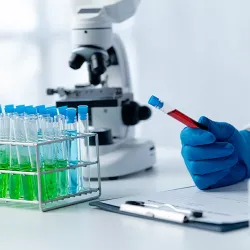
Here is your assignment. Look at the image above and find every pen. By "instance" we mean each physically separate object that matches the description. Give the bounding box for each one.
[125,200,203,218]
[148,95,208,131]
[120,204,189,223]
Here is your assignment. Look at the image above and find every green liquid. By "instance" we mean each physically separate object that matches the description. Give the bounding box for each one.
[9,172,21,199]
[20,163,37,201]
[9,162,37,201]
[57,160,68,196]
[9,157,21,200]
[0,150,9,198]
[0,168,8,198]
[41,163,57,201]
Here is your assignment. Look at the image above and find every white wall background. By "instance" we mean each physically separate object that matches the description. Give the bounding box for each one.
[133,0,250,148]
[1,0,250,149]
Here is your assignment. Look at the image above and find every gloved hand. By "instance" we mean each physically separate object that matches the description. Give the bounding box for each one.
[180,116,250,190]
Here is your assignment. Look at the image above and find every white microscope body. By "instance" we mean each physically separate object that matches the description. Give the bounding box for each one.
[50,0,156,179]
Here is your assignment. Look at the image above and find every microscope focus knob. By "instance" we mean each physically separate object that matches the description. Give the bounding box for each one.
[122,101,152,126]
[46,88,56,96]
[139,106,152,121]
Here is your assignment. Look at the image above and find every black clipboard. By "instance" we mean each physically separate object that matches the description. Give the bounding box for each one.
[90,200,249,233]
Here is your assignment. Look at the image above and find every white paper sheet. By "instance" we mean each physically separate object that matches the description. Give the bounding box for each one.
[103,181,248,224]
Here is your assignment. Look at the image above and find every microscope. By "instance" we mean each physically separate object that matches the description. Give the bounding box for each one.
[47,0,156,179]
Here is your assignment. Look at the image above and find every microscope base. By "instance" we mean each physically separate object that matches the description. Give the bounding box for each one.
[85,139,156,179]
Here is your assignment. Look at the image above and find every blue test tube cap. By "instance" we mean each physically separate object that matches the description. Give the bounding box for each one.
[0,105,2,114]
[47,107,57,118]
[66,108,77,123]
[38,107,48,116]
[26,106,37,115]
[78,105,88,120]
[36,105,46,113]
[25,105,33,113]
[5,104,15,114]
[58,106,68,116]
[16,105,25,114]
[47,106,56,109]
[148,95,164,109]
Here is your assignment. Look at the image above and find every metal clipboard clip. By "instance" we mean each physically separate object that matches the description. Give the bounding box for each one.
[119,200,203,224]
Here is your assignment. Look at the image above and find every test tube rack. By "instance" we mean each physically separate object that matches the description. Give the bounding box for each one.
[0,133,101,212]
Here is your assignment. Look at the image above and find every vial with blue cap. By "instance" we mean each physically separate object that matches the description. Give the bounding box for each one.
[48,106,68,196]
[0,105,11,198]
[78,105,90,190]
[57,105,68,136]
[39,107,58,200]
[5,104,15,115]
[16,105,25,116]
[58,106,68,117]
[66,108,79,194]
[148,95,208,130]
[8,105,26,200]
[12,106,39,201]
[35,105,46,114]
[3,105,21,199]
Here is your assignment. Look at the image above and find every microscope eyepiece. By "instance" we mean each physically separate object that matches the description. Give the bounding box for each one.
[69,53,85,70]
[90,52,107,75]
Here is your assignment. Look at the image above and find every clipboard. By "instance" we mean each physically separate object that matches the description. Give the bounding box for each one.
[90,183,249,233]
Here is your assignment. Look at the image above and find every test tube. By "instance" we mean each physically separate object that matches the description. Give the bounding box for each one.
[65,108,79,194]
[5,105,23,199]
[0,106,10,198]
[40,108,58,201]
[48,107,68,197]
[78,105,90,191]
[9,105,26,200]
[22,107,39,200]
[148,95,208,130]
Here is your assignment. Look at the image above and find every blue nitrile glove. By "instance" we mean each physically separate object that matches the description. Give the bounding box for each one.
[180,116,250,190]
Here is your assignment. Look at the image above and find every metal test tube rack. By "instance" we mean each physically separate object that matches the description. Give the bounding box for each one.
[0,133,101,212]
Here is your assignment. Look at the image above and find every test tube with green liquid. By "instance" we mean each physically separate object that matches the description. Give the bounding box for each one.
[13,108,37,201]
[8,105,26,200]
[22,107,43,200]
[40,112,58,201]
[0,105,10,198]
[5,104,22,200]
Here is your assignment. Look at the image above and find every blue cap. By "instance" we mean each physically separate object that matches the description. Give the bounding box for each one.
[78,105,88,120]
[5,104,15,114]
[66,108,77,124]
[47,106,56,110]
[38,107,48,116]
[0,105,2,114]
[16,105,25,114]
[47,107,57,118]
[36,105,46,113]
[26,106,37,115]
[25,105,33,113]
[148,95,164,109]
[58,106,68,116]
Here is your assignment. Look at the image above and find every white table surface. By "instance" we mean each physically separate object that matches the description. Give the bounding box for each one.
[0,147,249,250]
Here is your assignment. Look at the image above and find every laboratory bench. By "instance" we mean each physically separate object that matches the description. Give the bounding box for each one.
[0,147,249,250]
